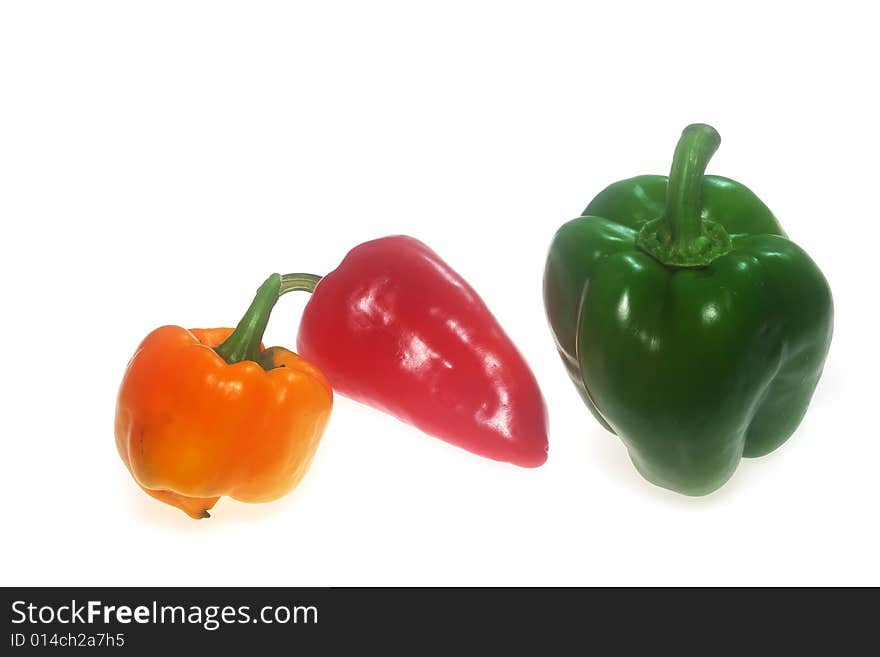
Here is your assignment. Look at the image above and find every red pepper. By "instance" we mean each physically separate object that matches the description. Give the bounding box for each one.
[284,236,548,467]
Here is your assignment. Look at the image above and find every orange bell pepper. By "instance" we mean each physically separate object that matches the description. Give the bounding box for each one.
[114,274,332,519]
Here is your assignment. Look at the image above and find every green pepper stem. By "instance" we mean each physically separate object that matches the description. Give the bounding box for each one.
[279,273,322,296]
[635,123,732,268]
[214,274,282,365]
[665,123,720,244]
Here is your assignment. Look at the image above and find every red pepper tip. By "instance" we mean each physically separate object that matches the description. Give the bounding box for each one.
[507,443,549,468]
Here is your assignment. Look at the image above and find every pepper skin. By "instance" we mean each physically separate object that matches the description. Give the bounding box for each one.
[544,124,832,495]
[115,275,333,518]
[287,236,548,467]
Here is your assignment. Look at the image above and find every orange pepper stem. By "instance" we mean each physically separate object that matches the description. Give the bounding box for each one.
[214,273,282,366]
[279,272,322,296]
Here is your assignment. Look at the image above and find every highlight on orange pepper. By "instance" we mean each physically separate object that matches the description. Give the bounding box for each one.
[114,274,333,519]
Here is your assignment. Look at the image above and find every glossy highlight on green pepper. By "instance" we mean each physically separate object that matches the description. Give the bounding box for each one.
[544,124,833,495]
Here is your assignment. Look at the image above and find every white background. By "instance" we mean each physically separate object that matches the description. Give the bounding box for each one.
[1,1,877,586]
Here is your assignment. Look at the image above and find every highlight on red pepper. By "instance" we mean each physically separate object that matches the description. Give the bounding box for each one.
[115,274,333,519]
[280,236,549,467]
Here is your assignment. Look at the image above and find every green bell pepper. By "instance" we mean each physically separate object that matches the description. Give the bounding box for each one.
[544,124,833,495]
